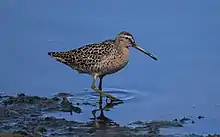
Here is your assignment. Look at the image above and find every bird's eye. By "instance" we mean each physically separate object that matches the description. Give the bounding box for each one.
[124,37,133,43]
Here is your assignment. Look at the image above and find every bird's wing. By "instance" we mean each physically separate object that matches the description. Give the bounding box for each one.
[48,40,115,72]
[68,40,114,65]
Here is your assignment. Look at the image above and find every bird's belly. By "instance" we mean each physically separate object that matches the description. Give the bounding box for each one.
[100,59,129,76]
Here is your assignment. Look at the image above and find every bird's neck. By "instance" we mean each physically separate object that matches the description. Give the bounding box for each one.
[115,45,130,60]
[114,40,129,52]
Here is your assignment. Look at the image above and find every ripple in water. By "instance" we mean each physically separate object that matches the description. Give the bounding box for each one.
[69,88,147,104]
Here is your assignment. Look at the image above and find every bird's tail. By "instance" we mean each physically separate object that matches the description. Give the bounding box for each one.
[48,51,69,65]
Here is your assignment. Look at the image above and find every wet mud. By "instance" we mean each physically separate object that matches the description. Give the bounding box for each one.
[0,93,218,137]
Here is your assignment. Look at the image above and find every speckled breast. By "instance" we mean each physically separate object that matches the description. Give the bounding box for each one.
[97,49,129,77]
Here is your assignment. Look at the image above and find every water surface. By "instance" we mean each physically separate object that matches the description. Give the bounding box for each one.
[1,0,220,136]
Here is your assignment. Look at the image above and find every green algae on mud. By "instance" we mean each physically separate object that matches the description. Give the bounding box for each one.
[0,93,84,136]
[0,93,217,137]
[1,93,81,114]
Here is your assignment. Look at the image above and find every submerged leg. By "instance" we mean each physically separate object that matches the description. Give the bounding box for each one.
[91,75,117,100]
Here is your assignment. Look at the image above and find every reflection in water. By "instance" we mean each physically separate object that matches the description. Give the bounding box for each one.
[92,79,123,129]
[88,96,123,131]
[87,79,124,132]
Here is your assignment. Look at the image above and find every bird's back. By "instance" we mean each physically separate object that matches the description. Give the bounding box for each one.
[48,40,116,75]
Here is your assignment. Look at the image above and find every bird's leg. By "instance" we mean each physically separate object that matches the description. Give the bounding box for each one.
[98,77,103,90]
[91,76,117,101]
[98,77,103,105]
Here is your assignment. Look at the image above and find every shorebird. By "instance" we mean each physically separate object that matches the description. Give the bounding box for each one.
[48,31,157,101]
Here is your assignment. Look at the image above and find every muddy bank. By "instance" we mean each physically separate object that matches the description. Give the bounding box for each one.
[0,93,217,137]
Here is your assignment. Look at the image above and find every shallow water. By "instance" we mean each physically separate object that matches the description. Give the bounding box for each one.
[43,88,220,136]
[1,0,220,136]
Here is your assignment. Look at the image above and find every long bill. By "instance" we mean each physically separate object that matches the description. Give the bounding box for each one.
[133,44,158,60]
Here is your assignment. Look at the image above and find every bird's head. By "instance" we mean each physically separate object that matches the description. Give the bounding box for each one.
[115,31,158,61]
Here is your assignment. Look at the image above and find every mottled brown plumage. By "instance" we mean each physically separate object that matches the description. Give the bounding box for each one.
[48,31,157,101]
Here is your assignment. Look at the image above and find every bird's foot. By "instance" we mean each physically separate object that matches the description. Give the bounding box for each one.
[106,95,123,103]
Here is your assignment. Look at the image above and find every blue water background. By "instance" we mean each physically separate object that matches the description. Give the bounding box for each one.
[1,0,220,135]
